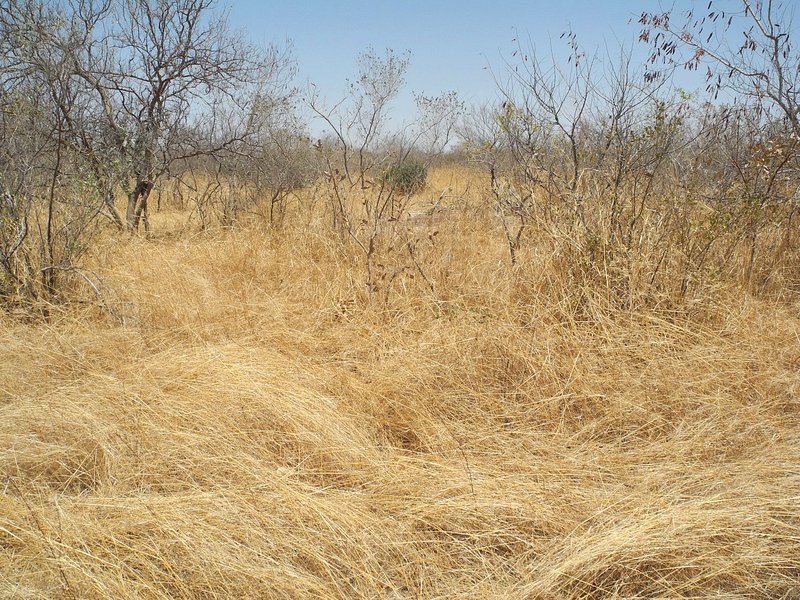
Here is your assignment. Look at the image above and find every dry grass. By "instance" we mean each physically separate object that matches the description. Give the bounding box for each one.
[1,167,799,598]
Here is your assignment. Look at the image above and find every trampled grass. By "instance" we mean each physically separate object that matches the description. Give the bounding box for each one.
[1,167,799,598]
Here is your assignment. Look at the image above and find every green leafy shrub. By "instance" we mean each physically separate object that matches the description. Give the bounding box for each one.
[383,162,427,194]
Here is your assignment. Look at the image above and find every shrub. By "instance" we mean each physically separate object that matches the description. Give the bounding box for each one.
[383,162,427,194]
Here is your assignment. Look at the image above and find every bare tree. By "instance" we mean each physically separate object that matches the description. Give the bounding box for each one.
[2,0,290,232]
[225,91,318,227]
[0,0,290,309]
[640,1,800,135]
[307,48,461,293]
[0,1,114,304]
[106,0,288,231]
[640,0,800,291]
[480,35,684,268]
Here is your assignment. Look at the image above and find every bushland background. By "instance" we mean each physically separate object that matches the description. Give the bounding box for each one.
[1,1,799,597]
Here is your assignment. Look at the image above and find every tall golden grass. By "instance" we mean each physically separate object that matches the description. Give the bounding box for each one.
[1,166,799,598]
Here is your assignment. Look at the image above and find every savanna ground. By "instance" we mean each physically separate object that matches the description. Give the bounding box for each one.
[1,166,799,598]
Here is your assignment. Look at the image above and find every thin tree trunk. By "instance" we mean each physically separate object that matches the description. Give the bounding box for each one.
[44,138,62,299]
[126,180,153,231]
[126,187,140,230]
[105,189,125,230]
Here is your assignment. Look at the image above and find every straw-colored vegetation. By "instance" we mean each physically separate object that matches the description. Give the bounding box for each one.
[1,166,798,598]
[2,0,799,596]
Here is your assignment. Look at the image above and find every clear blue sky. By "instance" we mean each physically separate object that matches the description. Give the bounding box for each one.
[227,1,693,131]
